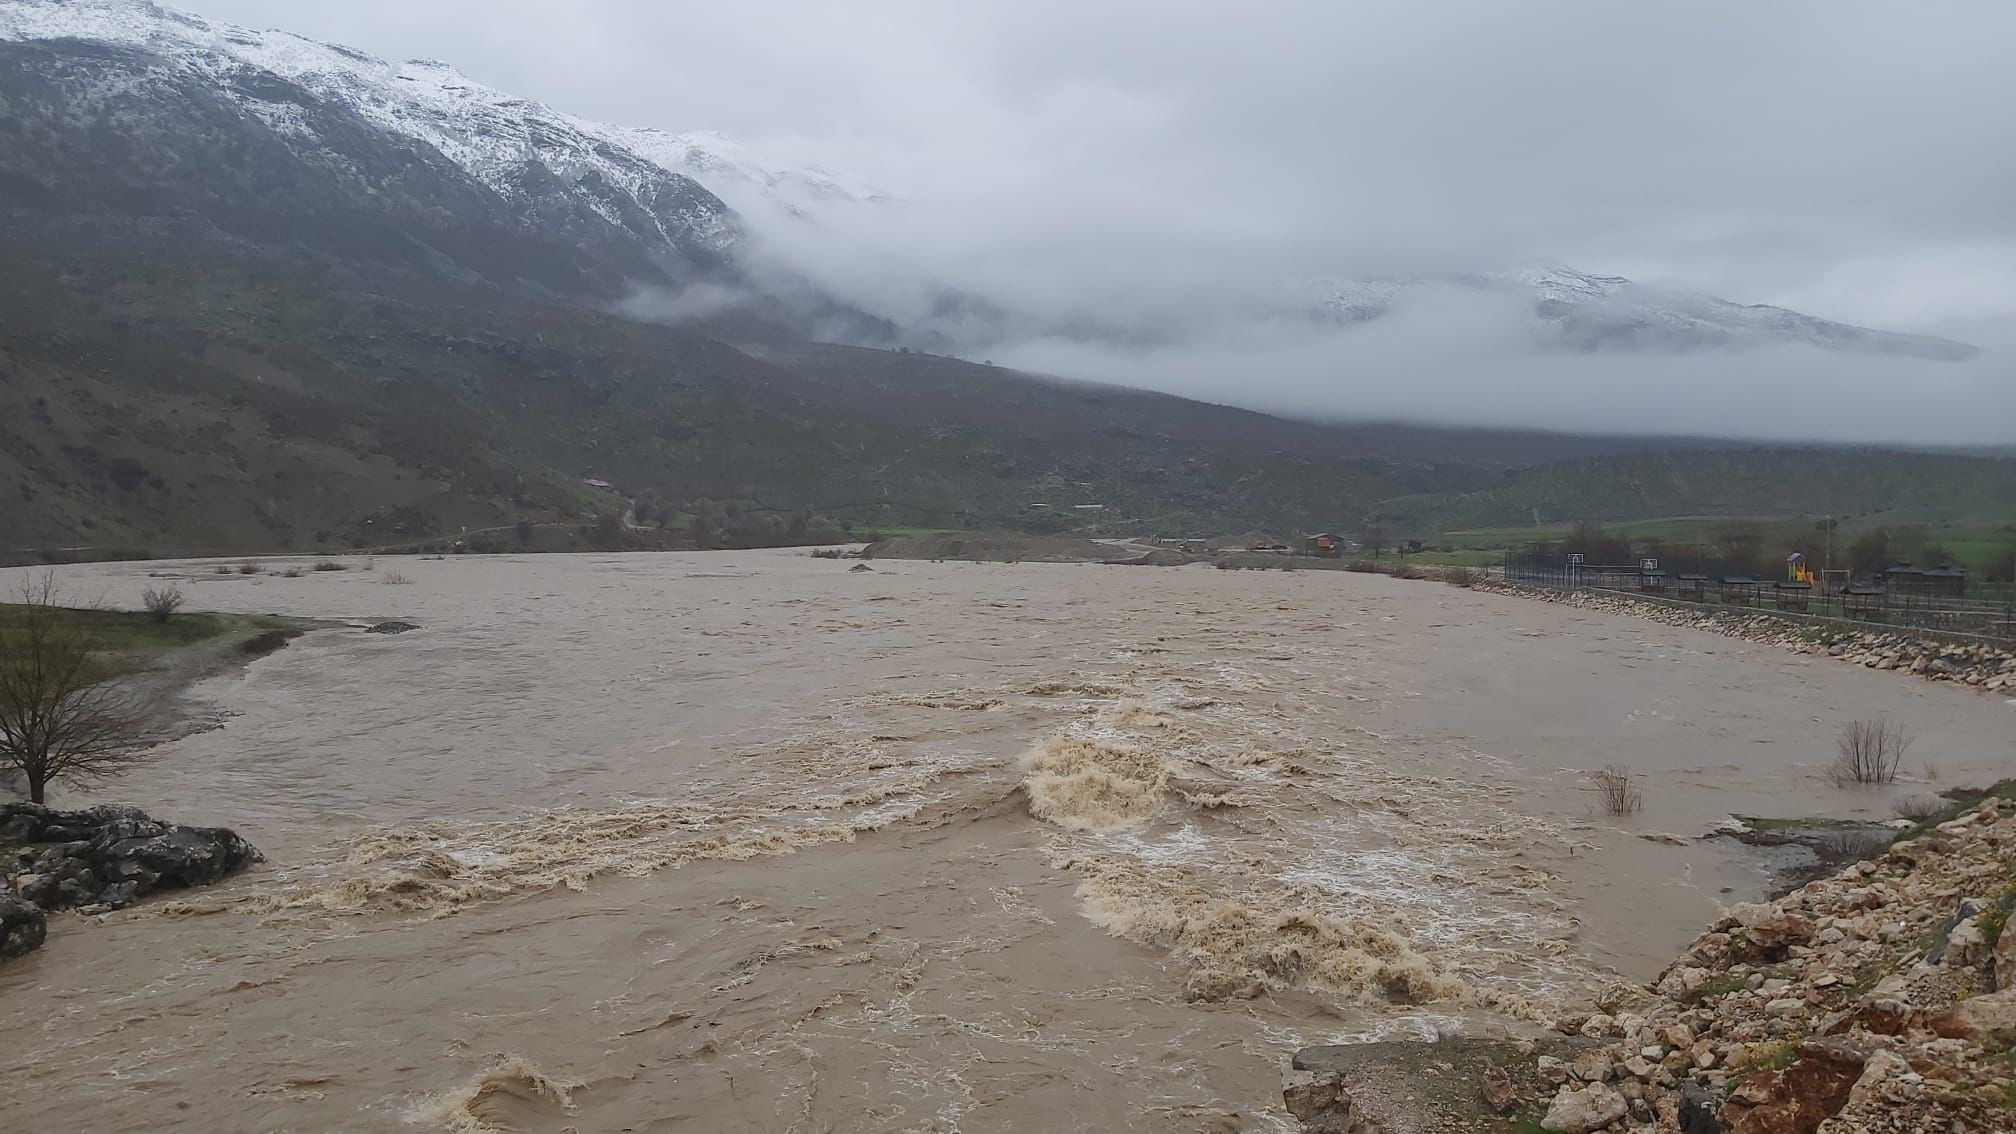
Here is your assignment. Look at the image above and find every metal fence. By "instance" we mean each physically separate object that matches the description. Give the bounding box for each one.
[1503,550,2016,642]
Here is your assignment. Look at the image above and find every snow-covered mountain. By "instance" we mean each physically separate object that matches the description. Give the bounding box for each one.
[1310,267,1978,360]
[0,0,1979,363]
[0,0,904,334]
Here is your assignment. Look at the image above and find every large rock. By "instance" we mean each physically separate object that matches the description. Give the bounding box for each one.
[0,803,262,918]
[1924,987,2016,1045]
[1719,1038,1868,1134]
[1541,1082,1627,1132]
[0,885,46,959]
[1289,1038,1578,1133]
[1282,1072,1371,1134]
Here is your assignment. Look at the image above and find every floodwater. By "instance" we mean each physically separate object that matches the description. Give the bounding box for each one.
[2,552,2011,1132]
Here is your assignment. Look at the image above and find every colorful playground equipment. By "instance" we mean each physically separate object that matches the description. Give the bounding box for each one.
[1786,551,1816,585]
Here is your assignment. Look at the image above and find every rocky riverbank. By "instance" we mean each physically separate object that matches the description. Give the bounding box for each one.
[1285,787,2016,1132]
[1477,580,2016,693]
[0,803,262,959]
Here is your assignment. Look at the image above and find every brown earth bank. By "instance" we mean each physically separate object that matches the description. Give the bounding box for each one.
[1285,785,2016,1132]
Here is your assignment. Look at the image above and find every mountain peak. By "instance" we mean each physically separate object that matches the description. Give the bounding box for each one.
[0,0,1980,363]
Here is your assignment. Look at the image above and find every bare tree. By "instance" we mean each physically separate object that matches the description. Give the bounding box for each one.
[140,585,185,624]
[1588,766,1644,816]
[0,575,159,804]
[1830,718,1910,786]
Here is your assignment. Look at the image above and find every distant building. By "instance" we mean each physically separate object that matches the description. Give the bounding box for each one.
[1880,563,1967,597]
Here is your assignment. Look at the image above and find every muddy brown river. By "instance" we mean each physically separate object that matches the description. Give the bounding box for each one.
[3,552,2011,1132]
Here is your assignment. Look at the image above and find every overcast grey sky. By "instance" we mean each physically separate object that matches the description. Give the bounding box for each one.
[159,0,2016,441]
[176,0,2016,335]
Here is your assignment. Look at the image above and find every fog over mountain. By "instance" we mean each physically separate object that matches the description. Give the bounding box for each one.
[25,0,2016,443]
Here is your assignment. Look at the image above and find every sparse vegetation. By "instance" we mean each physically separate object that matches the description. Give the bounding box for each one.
[140,584,184,624]
[212,564,232,575]
[1589,765,1644,816]
[0,575,160,804]
[313,560,346,572]
[1740,1039,1799,1073]
[1831,718,1911,786]
[1818,829,1894,860]
[381,569,412,585]
[237,562,260,575]
[1893,794,1945,822]
[1443,566,1474,587]
[1684,970,1751,1003]
[1390,563,1426,580]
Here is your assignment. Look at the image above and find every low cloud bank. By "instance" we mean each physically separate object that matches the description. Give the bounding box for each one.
[991,289,2015,445]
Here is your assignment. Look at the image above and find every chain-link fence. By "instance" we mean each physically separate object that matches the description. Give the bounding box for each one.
[1503,550,2016,641]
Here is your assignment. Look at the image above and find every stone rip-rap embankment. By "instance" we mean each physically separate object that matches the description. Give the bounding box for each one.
[1475,578,2016,692]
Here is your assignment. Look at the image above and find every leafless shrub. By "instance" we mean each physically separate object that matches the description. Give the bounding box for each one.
[1589,766,1644,816]
[381,569,413,585]
[237,562,260,575]
[1444,566,1474,587]
[140,585,185,624]
[1830,718,1910,786]
[212,564,232,575]
[313,560,347,572]
[810,548,844,559]
[1891,794,1945,822]
[0,574,160,803]
[1818,829,1894,860]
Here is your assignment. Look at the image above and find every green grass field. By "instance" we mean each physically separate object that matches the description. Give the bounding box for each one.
[0,604,286,653]
[1437,514,2015,577]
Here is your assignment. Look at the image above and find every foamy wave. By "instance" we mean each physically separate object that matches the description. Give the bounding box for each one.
[410,1055,576,1133]
[250,805,905,915]
[1074,862,1468,1005]
[1016,665,1591,1023]
[1025,679,1125,697]
[1022,737,1176,831]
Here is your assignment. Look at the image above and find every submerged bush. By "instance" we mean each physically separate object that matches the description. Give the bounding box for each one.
[1831,718,1909,786]
[1589,766,1644,816]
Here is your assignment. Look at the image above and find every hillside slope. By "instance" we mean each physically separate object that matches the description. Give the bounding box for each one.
[1376,450,2016,535]
[0,238,1435,555]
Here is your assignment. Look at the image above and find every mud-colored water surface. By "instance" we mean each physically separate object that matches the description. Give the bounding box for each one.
[3,552,2011,1132]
